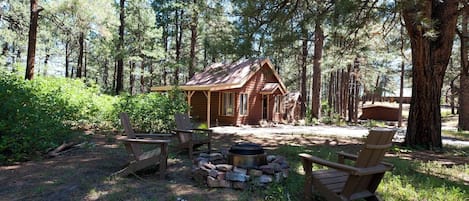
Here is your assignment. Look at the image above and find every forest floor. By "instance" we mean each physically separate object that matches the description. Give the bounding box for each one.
[1,123,468,201]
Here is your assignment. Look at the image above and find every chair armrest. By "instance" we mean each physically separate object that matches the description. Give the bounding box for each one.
[337,152,394,169]
[192,128,212,132]
[173,129,194,134]
[300,153,393,176]
[117,136,170,144]
[337,152,358,164]
[299,153,359,174]
[135,133,173,138]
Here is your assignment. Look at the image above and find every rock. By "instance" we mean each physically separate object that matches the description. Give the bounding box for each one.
[259,164,275,175]
[208,169,219,178]
[200,152,224,161]
[270,162,282,172]
[248,169,263,177]
[272,156,286,164]
[274,172,283,182]
[233,166,247,175]
[216,171,226,180]
[219,179,232,188]
[203,162,216,170]
[258,174,273,183]
[282,169,289,178]
[225,172,250,182]
[232,181,247,190]
[207,176,220,188]
[192,168,208,184]
[266,155,276,162]
[216,164,233,171]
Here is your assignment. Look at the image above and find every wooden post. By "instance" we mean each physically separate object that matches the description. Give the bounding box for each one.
[186,91,195,116]
[203,91,211,128]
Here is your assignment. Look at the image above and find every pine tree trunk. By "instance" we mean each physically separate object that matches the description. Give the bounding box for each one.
[65,41,69,77]
[140,60,145,93]
[189,0,198,79]
[103,59,109,88]
[174,9,184,85]
[129,61,134,95]
[77,32,84,78]
[311,22,324,119]
[459,6,469,130]
[25,0,41,80]
[300,26,308,119]
[403,0,459,148]
[116,0,125,94]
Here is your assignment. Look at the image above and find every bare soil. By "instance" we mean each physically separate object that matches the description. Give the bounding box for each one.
[1,129,468,201]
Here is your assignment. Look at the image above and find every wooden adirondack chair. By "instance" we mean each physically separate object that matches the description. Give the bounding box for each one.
[113,113,172,179]
[299,128,396,201]
[173,113,212,159]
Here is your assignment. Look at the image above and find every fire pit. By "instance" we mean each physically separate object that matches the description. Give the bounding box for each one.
[228,143,267,169]
[192,143,290,189]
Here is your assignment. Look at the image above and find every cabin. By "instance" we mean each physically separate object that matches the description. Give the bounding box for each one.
[151,58,288,127]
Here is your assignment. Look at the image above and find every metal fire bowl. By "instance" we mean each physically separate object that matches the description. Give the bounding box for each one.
[228,152,267,169]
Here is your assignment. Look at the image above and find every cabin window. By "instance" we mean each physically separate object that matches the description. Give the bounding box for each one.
[222,92,235,116]
[274,95,281,113]
[239,93,248,115]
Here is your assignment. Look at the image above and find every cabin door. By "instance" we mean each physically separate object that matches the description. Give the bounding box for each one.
[262,95,268,119]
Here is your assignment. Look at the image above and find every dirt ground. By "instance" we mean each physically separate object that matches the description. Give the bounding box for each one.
[1,129,468,201]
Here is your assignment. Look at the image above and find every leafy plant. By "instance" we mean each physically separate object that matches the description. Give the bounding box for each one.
[114,87,188,133]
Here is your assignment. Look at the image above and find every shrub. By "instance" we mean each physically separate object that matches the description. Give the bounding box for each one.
[114,88,188,133]
[0,73,116,164]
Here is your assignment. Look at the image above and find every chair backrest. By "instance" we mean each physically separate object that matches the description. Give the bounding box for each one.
[174,113,194,143]
[175,113,193,130]
[119,112,142,158]
[342,128,395,198]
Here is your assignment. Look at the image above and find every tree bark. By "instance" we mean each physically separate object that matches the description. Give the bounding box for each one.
[300,25,308,119]
[459,5,469,130]
[140,60,145,93]
[402,0,459,148]
[311,22,324,119]
[25,0,41,80]
[174,8,184,85]
[116,0,125,94]
[129,61,134,95]
[77,32,84,78]
[189,0,198,79]
[65,41,70,77]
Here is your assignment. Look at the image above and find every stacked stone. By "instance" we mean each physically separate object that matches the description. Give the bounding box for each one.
[191,153,289,190]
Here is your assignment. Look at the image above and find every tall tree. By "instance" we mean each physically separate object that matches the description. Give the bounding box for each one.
[25,0,42,80]
[188,0,198,79]
[458,4,469,130]
[402,0,459,148]
[116,0,125,94]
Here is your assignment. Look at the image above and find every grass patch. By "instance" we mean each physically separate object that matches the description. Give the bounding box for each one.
[442,130,469,141]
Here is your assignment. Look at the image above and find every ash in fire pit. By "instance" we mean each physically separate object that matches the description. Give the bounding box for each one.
[228,143,267,169]
[192,143,290,189]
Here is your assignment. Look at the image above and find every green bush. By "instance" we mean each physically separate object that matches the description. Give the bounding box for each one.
[114,88,188,133]
[0,73,116,164]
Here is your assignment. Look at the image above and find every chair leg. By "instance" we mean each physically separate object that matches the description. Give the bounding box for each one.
[188,142,194,160]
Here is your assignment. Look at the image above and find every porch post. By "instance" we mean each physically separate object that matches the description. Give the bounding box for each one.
[186,91,195,116]
[203,90,211,128]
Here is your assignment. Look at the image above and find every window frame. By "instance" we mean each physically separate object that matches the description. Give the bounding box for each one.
[222,92,235,116]
[239,93,248,116]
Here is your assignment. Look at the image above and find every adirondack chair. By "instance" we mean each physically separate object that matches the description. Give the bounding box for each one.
[173,113,212,159]
[113,113,172,179]
[299,128,395,201]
